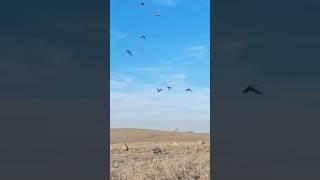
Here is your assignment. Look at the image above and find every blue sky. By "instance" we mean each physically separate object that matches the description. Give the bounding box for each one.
[110,0,210,132]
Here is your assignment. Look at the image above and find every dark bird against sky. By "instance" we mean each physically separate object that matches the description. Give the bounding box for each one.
[185,88,192,92]
[141,35,146,39]
[167,86,171,91]
[125,49,132,56]
[156,88,162,93]
[140,2,144,6]
[242,85,263,95]
[154,11,160,16]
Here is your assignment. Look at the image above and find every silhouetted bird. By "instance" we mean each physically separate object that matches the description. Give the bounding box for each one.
[185,88,192,92]
[154,11,160,16]
[125,49,132,56]
[242,85,263,95]
[141,35,146,39]
[167,86,171,91]
[140,2,145,6]
[156,88,162,93]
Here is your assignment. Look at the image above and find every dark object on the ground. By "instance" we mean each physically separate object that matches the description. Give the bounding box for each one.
[122,143,129,151]
[193,175,200,180]
[152,147,162,154]
[242,85,263,95]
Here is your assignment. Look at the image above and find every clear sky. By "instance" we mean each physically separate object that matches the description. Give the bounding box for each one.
[110,0,210,132]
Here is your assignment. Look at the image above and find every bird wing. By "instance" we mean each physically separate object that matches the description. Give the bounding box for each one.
[251,88,263,95]
[126,50,132,56]
[242,87,250,93]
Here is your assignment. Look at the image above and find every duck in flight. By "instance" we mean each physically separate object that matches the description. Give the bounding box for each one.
[156,88,162,93]
[125,49,132,56]
[185,88,192,92]
[154,11,160,16]
[167,86,171,91]
[242,85,263,95]
[140,1,145,6]
[140,35,146,39]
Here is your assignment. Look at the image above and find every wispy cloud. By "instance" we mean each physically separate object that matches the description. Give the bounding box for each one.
[152,0,178,7]
[110,73,133,89]
[116,65,190,86]
[123,66,177,74]
[111,88,210,132]
[185,46,209,58]
[111,30,128,39]
[159,60,171,65]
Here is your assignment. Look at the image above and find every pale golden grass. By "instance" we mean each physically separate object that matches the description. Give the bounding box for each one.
[110,129,210,180]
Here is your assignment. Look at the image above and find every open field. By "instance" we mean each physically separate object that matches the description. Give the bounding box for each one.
[110,128,210,180]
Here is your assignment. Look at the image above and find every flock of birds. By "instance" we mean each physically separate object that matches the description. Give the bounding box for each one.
[155,86,192,93]
[124,1,264,96]
[124,1,193,94]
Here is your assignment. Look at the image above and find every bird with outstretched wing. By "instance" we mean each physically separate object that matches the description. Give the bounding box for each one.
[242,85,263,95]
[125,49,132,56]
[140,35,146,39]
[154,11,160,16]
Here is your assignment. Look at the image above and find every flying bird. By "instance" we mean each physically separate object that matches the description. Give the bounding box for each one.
[185,88,192,92]
[156,88,162,93]
[167,86,171,91]
[125,49,132,56]
[242,85,263,95]
[140,1,145,6]
[140,35,146,39]
[154,11,160,16]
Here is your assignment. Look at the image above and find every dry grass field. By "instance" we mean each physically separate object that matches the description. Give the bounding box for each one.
[110,129,210,180]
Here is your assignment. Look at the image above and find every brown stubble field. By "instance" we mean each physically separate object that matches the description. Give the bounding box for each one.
[110,129,210,180]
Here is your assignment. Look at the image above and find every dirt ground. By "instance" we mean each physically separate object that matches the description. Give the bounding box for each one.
[110,129,210,180]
